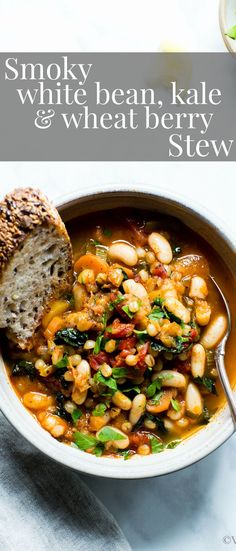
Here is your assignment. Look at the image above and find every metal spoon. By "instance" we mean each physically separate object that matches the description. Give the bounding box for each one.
[210,276,236,428]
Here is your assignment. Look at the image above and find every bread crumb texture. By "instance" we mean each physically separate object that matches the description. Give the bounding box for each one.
[0,188,73,348]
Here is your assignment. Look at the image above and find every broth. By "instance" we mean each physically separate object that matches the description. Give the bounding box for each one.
[7,208,236,458]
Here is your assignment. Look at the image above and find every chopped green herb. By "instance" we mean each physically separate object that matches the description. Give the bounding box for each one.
[150,391,164,405]
[121,269,129,281]
[166,440,180,449]
[90,239,101,246]
[110,294,125,312]
[94,371,117,393]
[103,228,112,237]
[226,25,236,39]
[94,334,104,354]
[74,432,97,450]
[133,329,148,343]
[92,403,107,416]
[171,398,181,412]
[92,444,105,457]
[122,385,141,395]
[148,307,164,321]
[120,450,132,460]
[149,435,165,453]
[101,311,108,329]
[147,373,173,397]
[56,354,69,369]
[172,245,182,255]
[112,367,129,379]
[111,294,125,307]
[154,297,164,307]
[55,328,88,348]
[122,304,134,319]
[134,329,147,336]
[147,380,161,398]
[97,426,126,443]
[152,297,182,325]
[71,408,82,424]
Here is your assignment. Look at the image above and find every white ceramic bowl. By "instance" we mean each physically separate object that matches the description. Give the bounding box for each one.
[219,0,236,52]
[0,186,235,479]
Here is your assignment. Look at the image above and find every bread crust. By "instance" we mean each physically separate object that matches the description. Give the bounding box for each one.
[0,188,72,275]
[0,188,73,348]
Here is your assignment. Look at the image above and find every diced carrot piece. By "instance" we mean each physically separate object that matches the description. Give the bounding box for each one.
[149,290,161,302]
[42,300,69,329]
[44,316,64,340]
[74,253,109,275]
[146,390,173,414]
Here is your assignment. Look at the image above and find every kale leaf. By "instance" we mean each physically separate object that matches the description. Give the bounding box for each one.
[12,360,36,380]
[194,376,217,395]
[54,328,88,348]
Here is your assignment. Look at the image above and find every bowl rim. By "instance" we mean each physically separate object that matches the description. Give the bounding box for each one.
[219,0,236,53]
[0,184,235,479]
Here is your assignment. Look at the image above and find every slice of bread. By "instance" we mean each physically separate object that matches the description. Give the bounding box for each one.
[0,188,73,349]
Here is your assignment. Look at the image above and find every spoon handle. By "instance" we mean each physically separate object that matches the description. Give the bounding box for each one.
[215,350,236,430]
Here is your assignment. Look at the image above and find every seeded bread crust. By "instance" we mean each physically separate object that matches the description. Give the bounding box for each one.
[0,188,73,348]
[0,188,71,273]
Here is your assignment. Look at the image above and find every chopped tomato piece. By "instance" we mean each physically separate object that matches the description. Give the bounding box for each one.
[136,342,149,370]
[105,318,134,339]
[175,360,191,374]
[44,316,64,340]
[74,253,109,275]
[89,351,110,371]
[126,218,147,246]
[112,349,131,367]
[118,337,137,351]
[129,431,150,448]
[190,328,198,340]
[152,263,167,279]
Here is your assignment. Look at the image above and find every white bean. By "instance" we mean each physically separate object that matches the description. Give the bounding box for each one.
[195,302,211,326]
[23,392,54,410]
[200,314,227,349]
[38,411,67,437]
[72,388,88,405]
[129,394,146,426]
[185,382,203,417]
[108,242,138,266]
[96,426,130,449]
[191,343,206,378]
[157,370,186,388]
[148,232,173,264]
[164,297,191,323]
[123,278,148,299]
[167,400,185,421]
[189,276,208,299]
[112,391,132,410]
[163,418,175,432]
[73,359,91,391]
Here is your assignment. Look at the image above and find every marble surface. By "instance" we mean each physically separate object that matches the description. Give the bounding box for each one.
[0,1,236,550]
